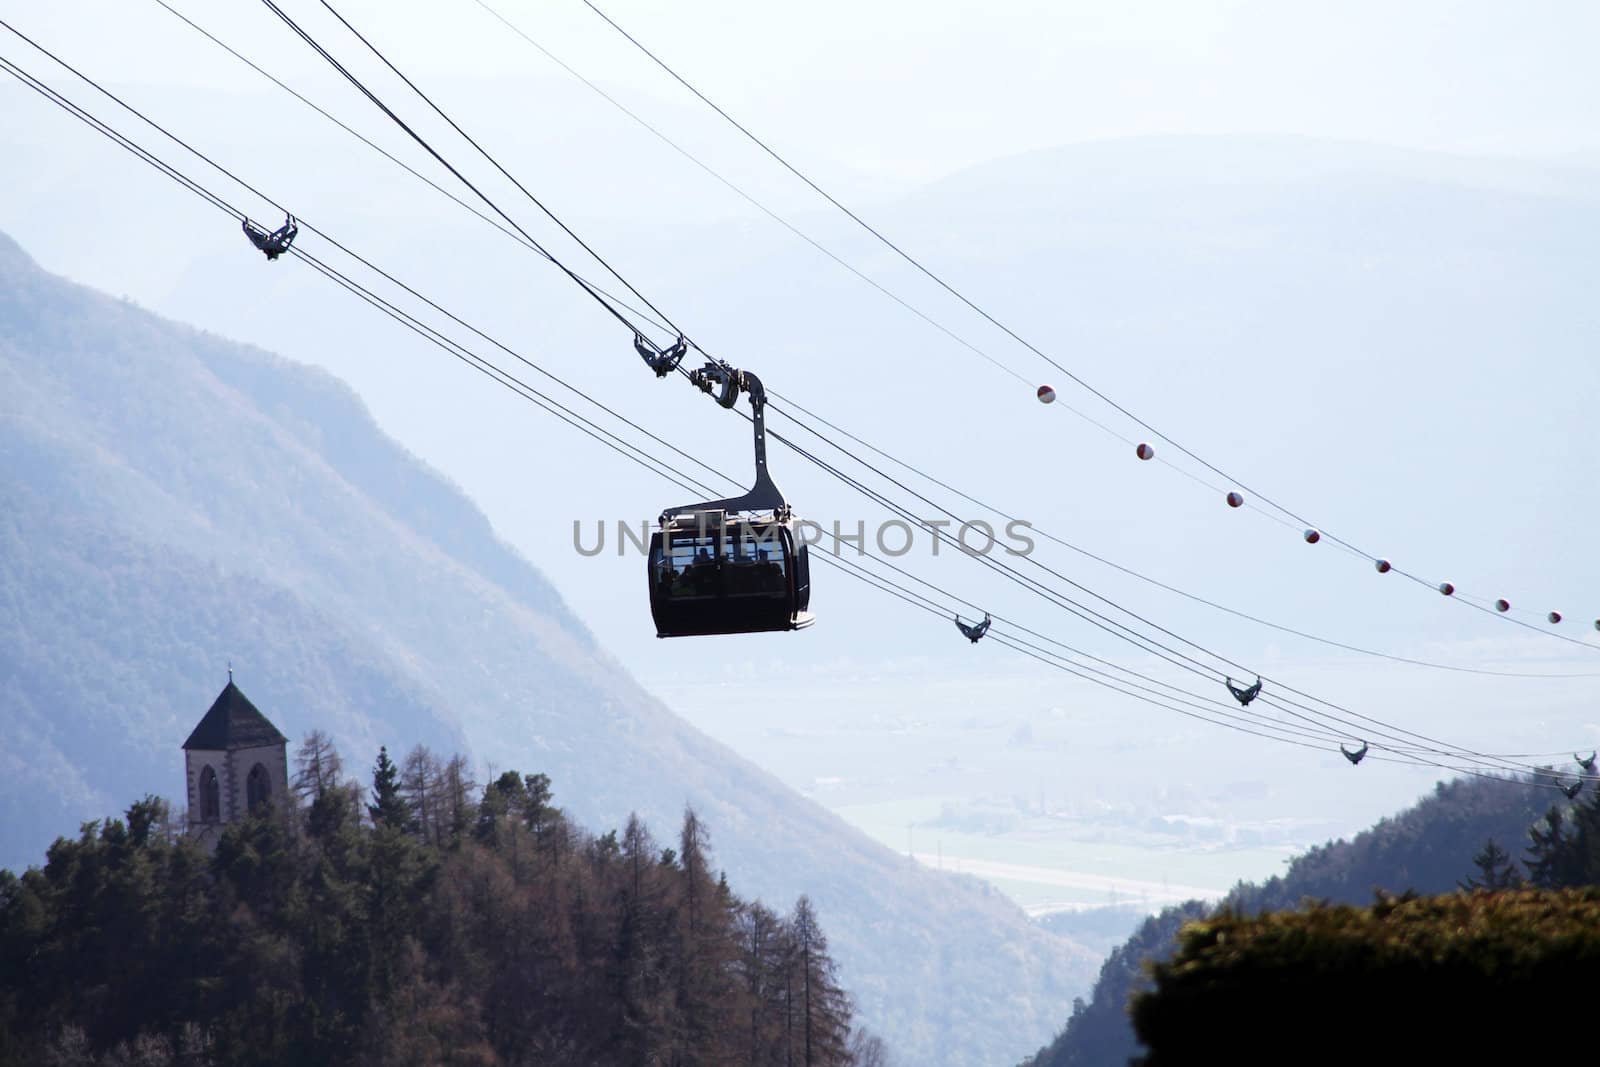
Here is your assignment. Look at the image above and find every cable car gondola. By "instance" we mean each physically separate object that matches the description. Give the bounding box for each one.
[647,364,813,637]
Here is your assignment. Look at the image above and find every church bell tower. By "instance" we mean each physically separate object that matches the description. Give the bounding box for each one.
[181,672,289,850]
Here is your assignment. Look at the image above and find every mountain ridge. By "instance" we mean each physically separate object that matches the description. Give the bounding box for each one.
[0,229,1094,1066]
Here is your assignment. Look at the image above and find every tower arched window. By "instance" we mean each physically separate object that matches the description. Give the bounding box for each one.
[247,762,272,813]
[199,765,220,822]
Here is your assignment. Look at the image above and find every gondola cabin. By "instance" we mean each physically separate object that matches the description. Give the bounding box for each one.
[643,363,813,637]
[648,509,812,637]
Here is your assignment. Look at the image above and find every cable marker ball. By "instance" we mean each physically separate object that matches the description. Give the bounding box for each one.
[1036,385,1056,404]
[1225,491,1244,508]
[1438,582,1455,596]
[1594,619,1600,632]
[1374,559,1391,574]
[1495,599,1510,613]
[1136,442,1155,461]
[1303,529,1320,544]
[1549,611,1563,624]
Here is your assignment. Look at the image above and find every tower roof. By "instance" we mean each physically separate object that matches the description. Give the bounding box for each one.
[182,680,288,751]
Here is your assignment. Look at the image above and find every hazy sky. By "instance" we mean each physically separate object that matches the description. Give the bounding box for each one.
[13,0,1600,179]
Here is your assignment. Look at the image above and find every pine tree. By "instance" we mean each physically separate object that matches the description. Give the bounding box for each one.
[398,745,440,844]
[368,747,408,831]
[790,896,852,1066]
[293,731,344,804]
[522,772,567,866]
[474,771,525,849]
[1524,806,1568,888]
[365,812,433,1002]
[307,780,362,841]
[522,773,554,835]
[439,755,476,848]
[672,808,739,1065]
[614,814,672,1064]
[736,901,785,1065]
[1460,838,1522,890]
[1552,783,1600,887]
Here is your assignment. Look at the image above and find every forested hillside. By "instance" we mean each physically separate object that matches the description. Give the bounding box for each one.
[1021,772,1555,1067]
[1130,888,1600,1065]
[0,742,885,1066]
[1124,781,1600,1064]
[0,229,1093,1066]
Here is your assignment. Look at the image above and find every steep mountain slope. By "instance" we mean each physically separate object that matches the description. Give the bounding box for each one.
[1021,772,1556,1066]
[0,230,1095,1066]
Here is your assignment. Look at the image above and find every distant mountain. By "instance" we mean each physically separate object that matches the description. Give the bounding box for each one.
[0,230,1096,1067]
[1019,772,1555,1067]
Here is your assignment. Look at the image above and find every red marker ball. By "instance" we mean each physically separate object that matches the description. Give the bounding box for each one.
[1226,491,1244,508]
[1495,599,1510,613]
[1136,442,1155,461]
[1549,611,1563,624]
[1303,529,1320,544]
[1438,582,1455,596]
[1036,385,1056,404]
[1374,559,1391,574]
